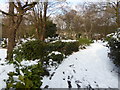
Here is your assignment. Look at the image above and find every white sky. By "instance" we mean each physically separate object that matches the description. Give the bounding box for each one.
[0,0,118,3]
[0,0,119,12]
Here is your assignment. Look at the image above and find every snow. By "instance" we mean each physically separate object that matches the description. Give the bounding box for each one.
[0,41,118,89]
[48,51,62,56]
[20,60,39,67]
[0,49,15,89]
[61,40,77,42]
[41,41,118,88]
[51,39,77,43]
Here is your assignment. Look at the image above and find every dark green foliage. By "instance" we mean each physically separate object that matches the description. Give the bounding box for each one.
[45,20,57,38]
[14,40,48,61]
[49,41,66,52]
[6,62,49,88]
[49,41,79,56]
[108,38,120,67]
[63,42,79,55]
[6,39,92,88]
[13,40,80,64]
[107,29,120,67]
[13,40,66,64]
[48,53,64,64]
[104,34,113,42]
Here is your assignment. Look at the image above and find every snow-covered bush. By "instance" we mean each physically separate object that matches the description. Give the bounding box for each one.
[49,41,80,56]
[48,52,64,64]
[6,40,80,88]
[63,42,79,55]
[107,28,120,67]
[5,62,49,88]
[5,37,93,88]
[14,40,49,61]
[13,40,81,67]
[0,38,7,48]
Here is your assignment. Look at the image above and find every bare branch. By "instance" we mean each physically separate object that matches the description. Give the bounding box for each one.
[0,10,17,16]
[23,2,37,9]
[23,2,37,12]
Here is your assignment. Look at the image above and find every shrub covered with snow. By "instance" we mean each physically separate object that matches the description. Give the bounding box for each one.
[14,40,48,61]
[107,29,120,67]
[49,41,80,56]
[63,42,80,55]
[5,61,49,88]
[0,38,7,48]
[5,39,81,88]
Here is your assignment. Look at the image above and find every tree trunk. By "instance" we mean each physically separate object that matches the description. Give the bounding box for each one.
[115,1,120,28]
[39,27,46,41]
[39,2,48,41]
[7,27,16,60]
[6,2,37,60]
[7,2,14,60]
[7,15,23,60]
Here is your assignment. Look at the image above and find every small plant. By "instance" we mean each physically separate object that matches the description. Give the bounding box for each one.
[5,61,49,88]
[78,38,93,45]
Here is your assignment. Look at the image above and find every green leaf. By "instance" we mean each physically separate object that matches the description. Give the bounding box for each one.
[18,75,24,82]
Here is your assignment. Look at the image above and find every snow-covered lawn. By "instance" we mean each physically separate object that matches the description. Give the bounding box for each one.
[41,41,118,88]
[0,41,118,89]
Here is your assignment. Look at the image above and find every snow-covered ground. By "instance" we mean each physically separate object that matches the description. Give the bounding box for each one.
[0,49,15,89]
[41,41,118,88]
[0,41,118,89]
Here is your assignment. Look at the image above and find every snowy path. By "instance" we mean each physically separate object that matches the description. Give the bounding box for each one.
[42,41,118,88]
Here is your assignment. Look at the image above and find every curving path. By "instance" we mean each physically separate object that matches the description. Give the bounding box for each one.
[42,41,118,88]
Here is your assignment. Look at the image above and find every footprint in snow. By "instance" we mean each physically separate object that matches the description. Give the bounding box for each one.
[49,72,55,80]
[67,80,72,88]
[86,84,92,89]
[71,75,73,79]
[76,83,81,88]
[0,63,5,66]
[96,84,99,87]
[75,80,82,83]
[44,85,49,89]
[94,81,96,83]
[73,70,76,73]
[69,64,74,67]
[63,78,65,80]
[68,75,73,80]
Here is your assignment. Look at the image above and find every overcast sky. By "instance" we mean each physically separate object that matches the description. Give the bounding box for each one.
[0,0,117,12]
[0,0,116,3]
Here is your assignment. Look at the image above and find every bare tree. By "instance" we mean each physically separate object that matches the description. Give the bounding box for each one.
[108,0,120,28]
[29,0,66,41]
[0,0,37,60]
